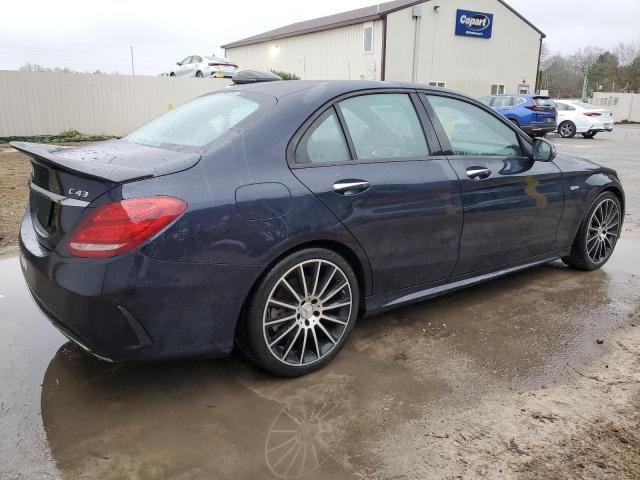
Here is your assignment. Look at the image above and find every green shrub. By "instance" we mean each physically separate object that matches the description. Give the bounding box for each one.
[270,69,301,81]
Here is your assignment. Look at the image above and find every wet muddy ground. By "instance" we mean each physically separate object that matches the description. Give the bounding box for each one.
[1,127,640,479]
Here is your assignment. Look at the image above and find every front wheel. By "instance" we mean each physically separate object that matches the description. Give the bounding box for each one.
[562,192,622,270]
[244,249,359,377]
[558,121,577,138]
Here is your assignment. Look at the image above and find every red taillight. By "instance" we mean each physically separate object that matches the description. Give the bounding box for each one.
[584,112,602,117]
[525,105,545,111]
[67,196,187,258]
[208,62,222,66]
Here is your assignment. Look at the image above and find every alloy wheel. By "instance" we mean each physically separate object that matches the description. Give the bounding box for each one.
[262,259,353,366]
[559,121,576,138]
[586,198,620,264]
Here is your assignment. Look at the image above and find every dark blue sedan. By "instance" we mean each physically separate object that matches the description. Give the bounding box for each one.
[14,81,624,376]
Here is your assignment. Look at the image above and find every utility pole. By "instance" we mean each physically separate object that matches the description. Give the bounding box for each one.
[130,46,135,76]
[581,75,588,101]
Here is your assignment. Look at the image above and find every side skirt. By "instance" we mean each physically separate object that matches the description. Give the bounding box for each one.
[364,250,569,315]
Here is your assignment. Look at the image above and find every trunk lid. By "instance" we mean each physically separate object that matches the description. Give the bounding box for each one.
[12,139,201,250]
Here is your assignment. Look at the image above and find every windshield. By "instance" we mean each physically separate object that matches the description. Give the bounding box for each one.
[127,92,269,149]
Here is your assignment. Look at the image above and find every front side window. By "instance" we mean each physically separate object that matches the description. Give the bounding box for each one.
[127,92,267,149]
[295,108,350,165]
[339,94,429,160]
[363,22,374,53]
[426,95,523,157]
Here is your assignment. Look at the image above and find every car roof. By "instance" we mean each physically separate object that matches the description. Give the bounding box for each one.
[225,79,457,100]
[492,94,547,98]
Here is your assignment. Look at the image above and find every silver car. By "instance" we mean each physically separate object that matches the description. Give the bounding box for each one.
[170,55,238,78]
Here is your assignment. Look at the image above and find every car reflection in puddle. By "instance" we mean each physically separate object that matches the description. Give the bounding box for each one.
[1,236,639,479]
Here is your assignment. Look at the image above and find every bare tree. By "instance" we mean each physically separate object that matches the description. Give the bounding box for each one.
[614,39,640,66]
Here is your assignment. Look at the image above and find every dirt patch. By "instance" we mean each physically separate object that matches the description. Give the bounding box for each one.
[0,149,30,257]
[369,324,640,480]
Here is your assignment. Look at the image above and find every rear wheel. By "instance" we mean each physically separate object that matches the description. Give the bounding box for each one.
[508,118,520,128]
[195,70,203,78]
[244,248,359,377]
[559,121,577,138]
[169,72,176,77]
[582,132,597,139]
[562,192,621,270]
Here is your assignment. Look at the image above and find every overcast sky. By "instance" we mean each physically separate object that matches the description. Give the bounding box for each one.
[0,0,638,75]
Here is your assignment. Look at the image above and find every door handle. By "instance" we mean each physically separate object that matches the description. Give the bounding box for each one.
[333,180,370,196]
[466,167,492,180]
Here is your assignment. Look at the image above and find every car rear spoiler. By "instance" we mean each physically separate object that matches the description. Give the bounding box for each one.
[10,141,154,183]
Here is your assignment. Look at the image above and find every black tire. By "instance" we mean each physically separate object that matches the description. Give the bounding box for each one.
[169,72,176,77]
[195,71,203,78]
[562,192,622,271]
[244,248,360,377]
[508,118,520,128]
[558,121,577,138]
[582,132,597,139]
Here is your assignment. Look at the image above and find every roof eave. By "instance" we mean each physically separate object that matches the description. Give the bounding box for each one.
[497,0,546,38]
[221,14,385,49]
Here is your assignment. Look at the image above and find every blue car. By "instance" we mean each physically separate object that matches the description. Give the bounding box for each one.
[480,94,557,137]
[15,81,623,377]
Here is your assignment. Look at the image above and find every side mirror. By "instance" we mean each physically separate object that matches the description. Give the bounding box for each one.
[532,137,556,162]
[176,61,181,66]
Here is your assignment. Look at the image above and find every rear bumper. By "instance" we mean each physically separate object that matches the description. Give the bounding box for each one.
[523,124,557,136]
[19,213,262,362]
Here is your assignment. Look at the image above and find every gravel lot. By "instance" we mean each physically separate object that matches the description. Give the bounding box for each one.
[1,127,639,480]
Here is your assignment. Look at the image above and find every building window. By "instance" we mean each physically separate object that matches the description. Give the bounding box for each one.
[363,22,373,54]
[428,81,446,88]
[491,84,505,95]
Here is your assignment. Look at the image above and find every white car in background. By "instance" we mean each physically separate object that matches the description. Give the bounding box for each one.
[554,100,614,139]
[170,55,238,78]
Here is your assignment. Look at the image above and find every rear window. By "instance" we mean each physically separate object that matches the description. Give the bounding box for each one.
[573,101,598,109]
[532,97,555,107]
[127,92,271,149]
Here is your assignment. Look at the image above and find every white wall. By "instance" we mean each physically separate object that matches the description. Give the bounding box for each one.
[592,92,640,123]
[385,0,541,97]
[224,20,384,81]
[0,71,231,137]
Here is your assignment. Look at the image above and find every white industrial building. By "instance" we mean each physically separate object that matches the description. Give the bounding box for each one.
[222,0,545,97]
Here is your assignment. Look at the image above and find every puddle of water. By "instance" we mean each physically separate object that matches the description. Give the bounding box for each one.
[0,256,64,480]
[1,235,638,479]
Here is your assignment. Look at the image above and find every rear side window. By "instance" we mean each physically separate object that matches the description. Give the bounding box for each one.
[555,102,574,111]
[295,108,351,165]
[426,95,523,157]
[338,94,429,160]
[127,92,267,149]
[533,97,555,107]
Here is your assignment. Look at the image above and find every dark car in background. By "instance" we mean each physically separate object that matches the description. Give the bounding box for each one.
[15,81,623,377]
[480,94,557,137]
